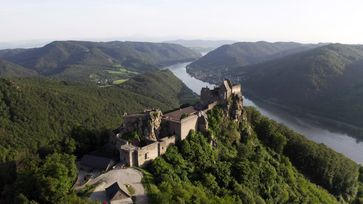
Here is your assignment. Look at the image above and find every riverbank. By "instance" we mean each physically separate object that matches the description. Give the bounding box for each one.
[166,61,363,164]
[244,92,363,141]
[186,68,363,141]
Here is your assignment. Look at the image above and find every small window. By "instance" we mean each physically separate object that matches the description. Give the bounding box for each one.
[145,153,148,159]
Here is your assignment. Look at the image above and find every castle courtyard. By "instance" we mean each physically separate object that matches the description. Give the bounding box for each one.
[77,167,147,204]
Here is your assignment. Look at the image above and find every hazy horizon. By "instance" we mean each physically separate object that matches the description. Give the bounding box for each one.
[1,0,363,47]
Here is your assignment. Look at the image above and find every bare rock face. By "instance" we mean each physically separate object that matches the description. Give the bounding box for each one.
[197,111,209,132]
[118,109,163,141]
[144,109,163,141]
[224,93,244,121]
[240,112,252,141]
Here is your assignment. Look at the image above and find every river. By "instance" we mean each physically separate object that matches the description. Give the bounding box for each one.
[166,62,363,164]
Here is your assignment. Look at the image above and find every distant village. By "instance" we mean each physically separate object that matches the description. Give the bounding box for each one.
[75,79,243,203]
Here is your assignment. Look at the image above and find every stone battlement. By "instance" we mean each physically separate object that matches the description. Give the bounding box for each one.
[113,79,243,167]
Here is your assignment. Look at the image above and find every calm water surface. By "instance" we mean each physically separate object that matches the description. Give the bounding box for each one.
[166,62,363,164]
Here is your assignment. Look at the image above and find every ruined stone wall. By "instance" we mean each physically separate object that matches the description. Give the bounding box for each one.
[158,136,176,155]
[122,114,146,133]
[136,142,159,167]
[120,149,134,167]
[197,111,209,133]
[223,80,232,99]
[180,115,199,140]
[115,79,246,168]
[218,86,228,101]
[167,120,182,140]
[113,135,128,149]
[206,102,218,111]
[232,85,241,95]
[200,87,213,106]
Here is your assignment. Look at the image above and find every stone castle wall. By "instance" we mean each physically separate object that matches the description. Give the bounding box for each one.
[200,87,216,106]
[180,115,199,140]
[206,101,218,111]
[136,142,159,167]
[116,79,243,167]
[120,148,134,167]
[232,85,241,95]
[167,120,182,140]
[159,136,176,155]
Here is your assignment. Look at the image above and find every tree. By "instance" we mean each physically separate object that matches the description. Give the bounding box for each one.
[15,153,77,204]
[270,132,287,153]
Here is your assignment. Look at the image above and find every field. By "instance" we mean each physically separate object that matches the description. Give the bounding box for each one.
[87,64,139,86]
[113,79,128,85]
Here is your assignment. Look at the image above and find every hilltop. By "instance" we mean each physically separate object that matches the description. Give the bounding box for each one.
[143,91,362,203]
[0,69,196,156]
[0,59,38,77]
[0,69,198,203]
[106,79,362,204]
[0,41,201,83]
[187,42,363,130]
[1,73,362,203]
[164,39,236,52]
[187,41,321,81]
[238,44,363,127]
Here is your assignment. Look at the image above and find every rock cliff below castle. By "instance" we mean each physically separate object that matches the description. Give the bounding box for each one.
[111,79,245,167]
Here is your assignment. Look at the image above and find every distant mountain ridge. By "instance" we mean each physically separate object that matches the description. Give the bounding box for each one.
[188,42,363,129]
[164,39,236,48]
[0,59,38,77]
[0,69,197,203]
[187,41,322,81]
[0,69,195,155]
[0,40,201,82]
[240,43,363,127]
[164,39,236,52]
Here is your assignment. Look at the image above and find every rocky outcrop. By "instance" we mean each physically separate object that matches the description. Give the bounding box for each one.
[229,94,244,121]
[220,93,244,122]
[197,111,209,132]
[118,109,163,142]
[144,109,163,141]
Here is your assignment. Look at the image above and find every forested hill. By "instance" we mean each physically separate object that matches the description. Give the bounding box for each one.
[187,41,320,81]
[0,59,38,77]
[0,40,201,82]
[239,44,363,127]
[0,69,196,203]
[163,39,236,52]
[0,69,195,156]
[145,106,363,203]
[1,68,362,203]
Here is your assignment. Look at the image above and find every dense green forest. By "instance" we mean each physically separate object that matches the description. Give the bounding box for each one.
[0,59,38,77]
[187,41,320,82]
[1,48,363,203]
[240,44,363,128]
[164,39,237,52]
[187,43,363,133]
[0,40,201,83]
[145,106,363,204]
[0,70,196,203]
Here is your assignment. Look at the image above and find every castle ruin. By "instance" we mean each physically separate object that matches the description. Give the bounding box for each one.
[111,79,243,167]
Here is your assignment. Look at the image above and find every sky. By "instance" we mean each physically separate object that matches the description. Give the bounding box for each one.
[1,0,363,45]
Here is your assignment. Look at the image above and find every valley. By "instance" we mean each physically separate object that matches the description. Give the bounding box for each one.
[1,40,363,204]
[167,61,363,164]
[187,43,363,139]
[0,40,201,85]
[3,1,363,203]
